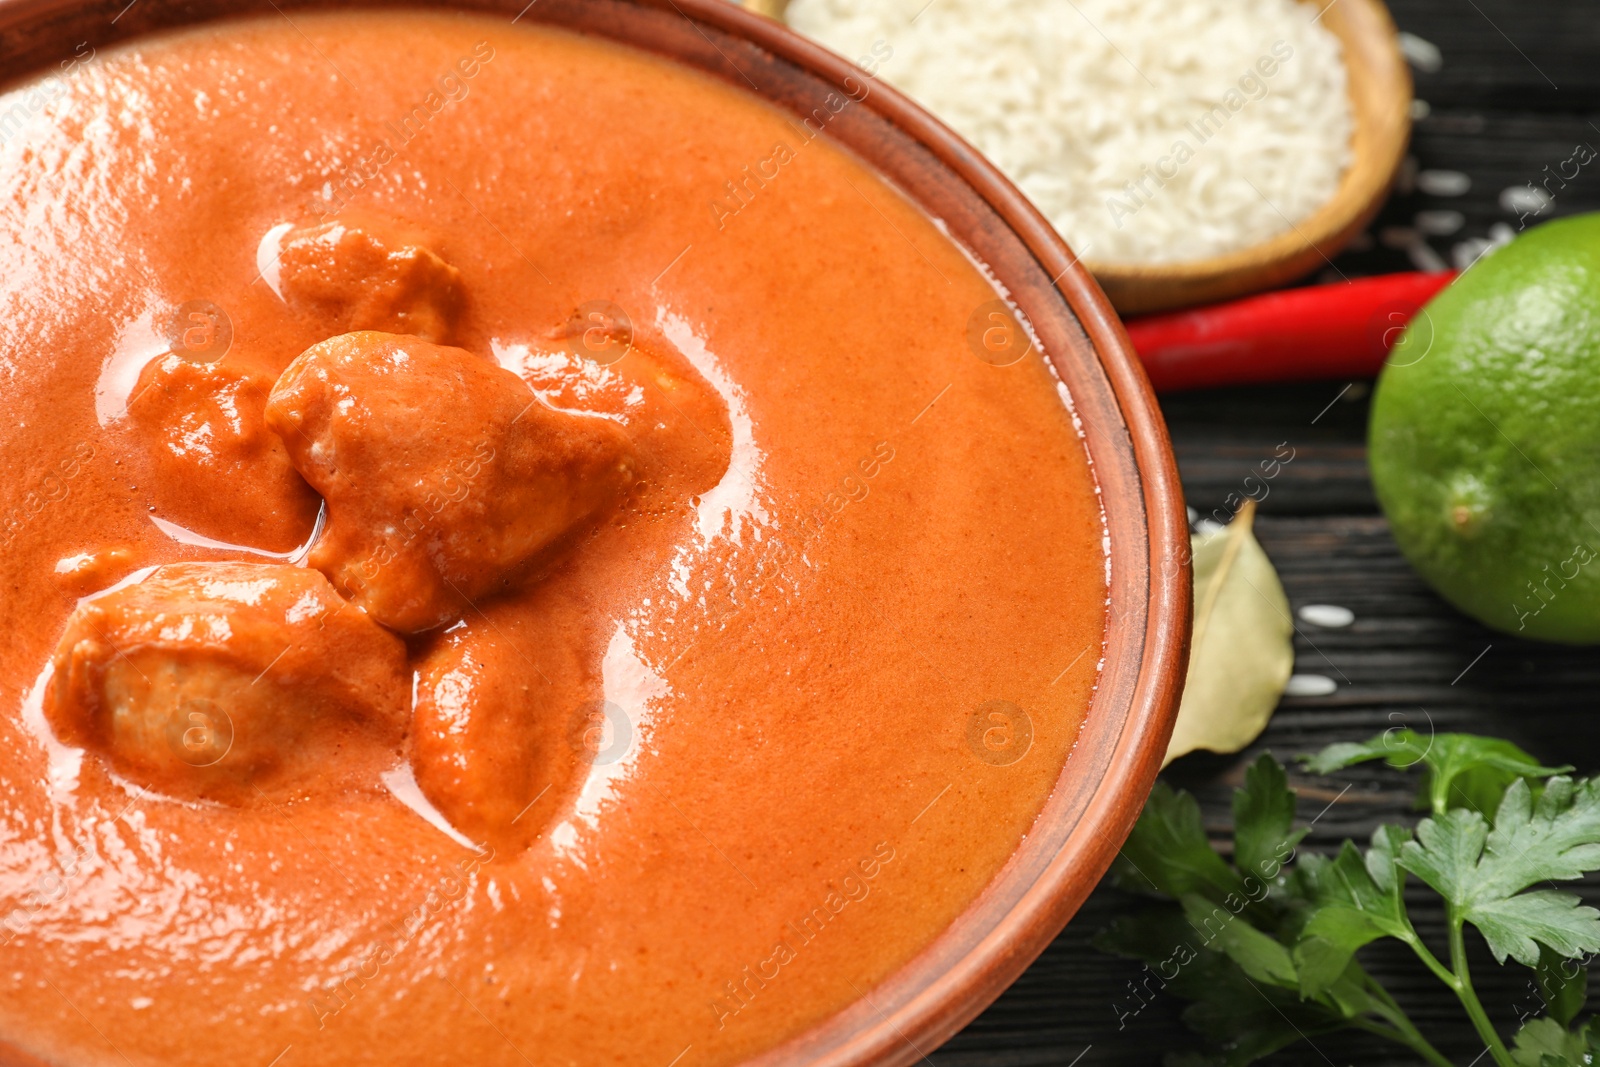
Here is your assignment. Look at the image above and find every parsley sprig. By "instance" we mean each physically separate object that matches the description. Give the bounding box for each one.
[1096,731,1600,1066]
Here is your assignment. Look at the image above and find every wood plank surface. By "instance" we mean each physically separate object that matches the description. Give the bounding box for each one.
[939,0,1600,1061]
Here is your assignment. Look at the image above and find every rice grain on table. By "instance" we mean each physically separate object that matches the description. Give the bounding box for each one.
[786,0,1353,266]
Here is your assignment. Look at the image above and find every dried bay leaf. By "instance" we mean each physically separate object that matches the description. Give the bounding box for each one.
[1164,499,1295,767]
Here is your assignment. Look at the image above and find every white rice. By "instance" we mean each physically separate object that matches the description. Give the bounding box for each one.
[786,0,1353,265]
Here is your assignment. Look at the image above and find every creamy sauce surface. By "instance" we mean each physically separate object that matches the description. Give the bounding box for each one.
[0,13,1108,1067]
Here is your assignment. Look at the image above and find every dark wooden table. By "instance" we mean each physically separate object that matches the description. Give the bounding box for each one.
[940,2,1600,1063]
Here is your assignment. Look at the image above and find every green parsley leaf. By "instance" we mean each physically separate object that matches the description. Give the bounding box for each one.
[1292,826,1414,997]
[1095,904,1263,1011]
[1178,961,1351,1067]
[1094,904,1317,1065]
[1232,754,1307,886]
[1113,781,1242,903]
[1397,807,1487,901]
[1304,731,1569,818]
[1480,778,1600,896]
[1536,943,1588,1029]
[1100,740,1600,1067]
[1398,778,1600,965]
[1472,890,1600,970]
[1181,893,1298,988]
[1093,904,1190,966]
[1511,1016,1587,1067]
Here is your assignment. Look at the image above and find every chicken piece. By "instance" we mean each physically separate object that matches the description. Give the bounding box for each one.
[277,218,464,343]
[126,354,321,553]
[513,338,733,503]
[44,563,409,803]
[411,604,596,848]
[265,332,636,633]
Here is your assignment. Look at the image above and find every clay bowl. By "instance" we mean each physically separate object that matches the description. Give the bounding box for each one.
[0,2,1190,1066]
[743,0,1413,315]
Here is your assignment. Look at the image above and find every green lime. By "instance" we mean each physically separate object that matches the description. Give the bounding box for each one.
[1370,213,1600,644]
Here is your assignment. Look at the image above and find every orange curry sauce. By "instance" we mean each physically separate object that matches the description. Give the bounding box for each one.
[0,12,1107,1067]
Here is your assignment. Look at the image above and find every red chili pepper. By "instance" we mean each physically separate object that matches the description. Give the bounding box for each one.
[1124,272,1458,393]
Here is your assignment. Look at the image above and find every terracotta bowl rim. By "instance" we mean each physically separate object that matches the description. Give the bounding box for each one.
[0,3,1192,1066]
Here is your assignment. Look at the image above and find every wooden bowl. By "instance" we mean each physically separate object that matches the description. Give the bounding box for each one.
[743,0,1413,315]
[0,3,1190,1066]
